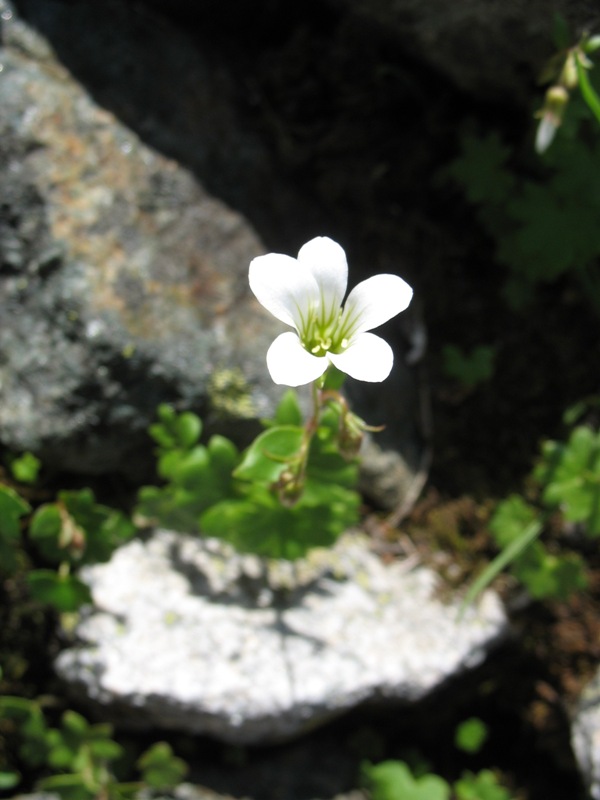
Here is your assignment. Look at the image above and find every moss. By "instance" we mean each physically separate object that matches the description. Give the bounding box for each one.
[207,368,257,420]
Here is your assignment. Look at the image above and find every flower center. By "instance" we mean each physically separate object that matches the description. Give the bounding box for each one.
[300,307,350,357]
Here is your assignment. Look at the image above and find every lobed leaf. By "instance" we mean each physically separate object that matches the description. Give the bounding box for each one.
[27,570,92,612]
[363,760,451,800]
[234,426,305,483]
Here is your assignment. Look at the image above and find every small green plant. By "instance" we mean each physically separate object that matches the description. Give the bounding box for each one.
[0,696,187,799]
[0,475,135,613]
[0,483,31,574]
[27,488,136,612]
[363,759,514,800]
[454,770,516,800]
[362,718,514,800]
[136,741,188,791]
[133,402,240,532]
[463,419,600,606]
[441,344,496,390]
[135,391,361,560]
[535,422,600,532]
[444,113,600,316]
[363,760,450,800]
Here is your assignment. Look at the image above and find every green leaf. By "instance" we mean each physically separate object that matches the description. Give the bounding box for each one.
[307,423,359,489]
[137,742,188,790]
[135,432,239,532]
[62,710,90,735]
[443,132,515,205]
[37,773,96,800]
[200,481,358,560]
[161,446,211,485]
[0,484,30,541]
[88,737,124,762]
[134,485,203,532]
[207,434,240,476]
[10,451,42,484]
[31,490,135,565]
[537,426,600,534]
[272,389,303,426]
[455,718,488,754]
[442,344,495,388]
[489,495,540,547]
[454,769,514,800]
[0,695,42,722]
[322,365,347,390]
[174,411,203,449]
[363,760,451,800]
[514,546,587,600]
[27,570,92,612]
[0,539,18,573]
[47,743,79,770]
[460,515,543,612]
[149,405,203,451]
[0,771,21,790]
[200,493,289,558]
[234,426,305,483]
[30,503,62,541]
[29,504,66,563]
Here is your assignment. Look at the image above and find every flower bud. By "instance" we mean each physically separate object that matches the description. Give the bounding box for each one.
[535,86,569,154]
[338,411,366,460]
[545,84,569,113]
[560,53,578,89]
[272,467,304,507]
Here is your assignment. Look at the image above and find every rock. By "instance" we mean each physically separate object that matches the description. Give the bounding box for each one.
[0,0,286,476]
[571,669,600,799]
[328,0,596,103]
[55,529,507,745]
[18,0,597,113]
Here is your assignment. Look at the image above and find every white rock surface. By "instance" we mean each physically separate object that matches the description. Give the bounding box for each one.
[55,529,507,744]
[571,669,600,799]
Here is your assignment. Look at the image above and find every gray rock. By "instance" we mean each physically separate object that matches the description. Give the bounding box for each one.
[10,788,241,800]
[55,529,507,745]
[0,0,284,476]
[571,669,600,799]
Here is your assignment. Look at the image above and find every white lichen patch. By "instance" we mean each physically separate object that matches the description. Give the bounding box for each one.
[56,529,507,744]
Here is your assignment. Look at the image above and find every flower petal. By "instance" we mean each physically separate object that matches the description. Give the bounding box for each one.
[535,115,557,154]
[297,237,348,324]
[249,252,319,329]
[341,274,413,336]
[329,332,394,382]
[266,331,329,387]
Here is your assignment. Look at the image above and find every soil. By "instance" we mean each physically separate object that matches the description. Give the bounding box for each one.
[3,3,600,799]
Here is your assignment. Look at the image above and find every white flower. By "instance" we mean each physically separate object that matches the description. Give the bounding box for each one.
[534,85,568,154]
[249,236,413,386]
[535,113,559,154]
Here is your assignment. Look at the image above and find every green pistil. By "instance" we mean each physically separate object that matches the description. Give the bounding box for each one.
[300,300,359,357]
[301,306,349,357]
